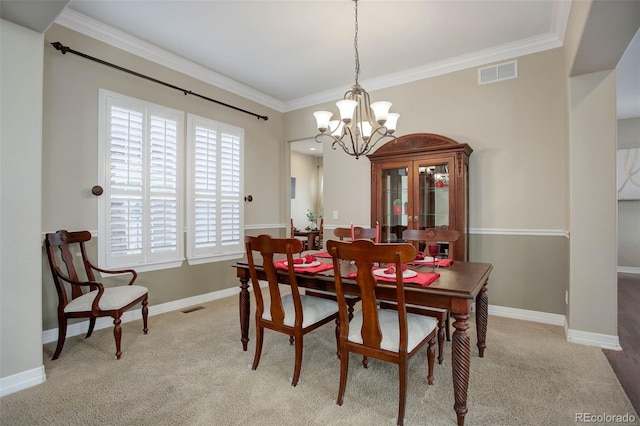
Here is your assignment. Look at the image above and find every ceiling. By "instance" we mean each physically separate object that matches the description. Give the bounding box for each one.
[1,1,638,147]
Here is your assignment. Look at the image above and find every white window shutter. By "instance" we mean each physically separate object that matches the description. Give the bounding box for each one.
[187,115,244,263]
[99,90,183,270]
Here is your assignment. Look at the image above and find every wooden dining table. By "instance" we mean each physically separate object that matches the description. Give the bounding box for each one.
[233,257,492,426]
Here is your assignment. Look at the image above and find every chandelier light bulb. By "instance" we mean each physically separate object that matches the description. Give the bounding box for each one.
[336,99,358,123]
[329,120,344,136]
[385,113,400,133]
[313,111,333,133]
[370,101,392,124]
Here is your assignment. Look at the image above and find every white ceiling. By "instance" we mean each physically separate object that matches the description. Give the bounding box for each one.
[56,0,571,111]
[1,0,638,125]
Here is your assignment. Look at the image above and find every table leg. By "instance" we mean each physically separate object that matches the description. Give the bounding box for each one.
[308,233,315,250]
[239,276,250,351]
[476,283,488,357]
[452,313,470,426]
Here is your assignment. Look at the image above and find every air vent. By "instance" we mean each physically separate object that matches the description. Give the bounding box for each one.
[478,60,518,85]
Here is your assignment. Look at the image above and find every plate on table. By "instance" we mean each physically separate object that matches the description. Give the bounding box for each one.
[413,257,437,264]
[284,261,321,268]
[373,269,418,279]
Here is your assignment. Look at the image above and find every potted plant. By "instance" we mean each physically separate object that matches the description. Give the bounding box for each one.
[403,201,409,214]
[393,199,402,215]
[306,209,322,230]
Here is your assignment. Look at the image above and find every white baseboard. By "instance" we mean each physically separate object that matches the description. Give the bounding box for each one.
[565,327,622,351]
[489,304,565,325]
[488,304,621,350]
[618,266,640,275]
[0,366,46,398]
[42,286,240,344]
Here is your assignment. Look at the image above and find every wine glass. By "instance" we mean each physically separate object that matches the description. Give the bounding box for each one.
[427,243,441,271]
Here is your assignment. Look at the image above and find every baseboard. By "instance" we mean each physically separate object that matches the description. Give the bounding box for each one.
[489,304,622,350]
[2,285,261,398]
[488,304,565,325]
[566,328,622,351]
[42,286,240,344]
[0,366,46,398]
[618,266,640,275]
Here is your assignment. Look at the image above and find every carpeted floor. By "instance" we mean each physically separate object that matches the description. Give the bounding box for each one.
[1,292,638,426]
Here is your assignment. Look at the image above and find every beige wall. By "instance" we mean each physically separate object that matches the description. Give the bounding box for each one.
[286,48,569,232]
[40,24,286,329]
[568,70,618,335]
[1,20,45,381]
[617,118,640,269]
[285,48,570,315]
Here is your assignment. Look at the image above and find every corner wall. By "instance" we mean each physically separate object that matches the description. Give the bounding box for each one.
[0,19,45,394]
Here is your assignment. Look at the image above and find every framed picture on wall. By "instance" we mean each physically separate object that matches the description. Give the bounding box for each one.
[617,148,640,200]
[291,177,296,199]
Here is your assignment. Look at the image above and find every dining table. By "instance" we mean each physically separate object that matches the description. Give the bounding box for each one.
[233,254,492,426]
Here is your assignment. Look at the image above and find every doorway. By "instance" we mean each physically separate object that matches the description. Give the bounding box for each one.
[289,139,323,232]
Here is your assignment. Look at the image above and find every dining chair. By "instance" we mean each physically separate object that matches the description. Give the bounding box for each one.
[326,239,438,426]
[305,225,376,324]
[45,230,149,360]
[334,226,377,241]
[396,228,461,363]
[315,218,324,249]
[245,234,340,386]
[290,218,308,250]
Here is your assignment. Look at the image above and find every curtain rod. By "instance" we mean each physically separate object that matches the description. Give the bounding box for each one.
[51,42,269,121]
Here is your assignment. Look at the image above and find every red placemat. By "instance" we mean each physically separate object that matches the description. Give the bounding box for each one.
[274,259,333,274]
[312,251,332,258]
[346,269,440,287]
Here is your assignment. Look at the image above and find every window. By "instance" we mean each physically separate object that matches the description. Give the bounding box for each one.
[186,115,244,264]
[98,91,245,271]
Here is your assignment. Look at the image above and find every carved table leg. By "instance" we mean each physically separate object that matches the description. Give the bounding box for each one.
[452,313,470,426]
[476,283,488,357]
[239,276,250,351]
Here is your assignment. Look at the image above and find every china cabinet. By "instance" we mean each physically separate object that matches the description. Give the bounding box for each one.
[367,133,473,260]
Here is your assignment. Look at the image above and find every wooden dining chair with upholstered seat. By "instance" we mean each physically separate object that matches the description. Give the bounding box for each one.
[394,228,461,363]
[45,230,149,360]
[334,226,377,241]
[304,225,375,324]
[326,239,438,426]
[245,234,340,386]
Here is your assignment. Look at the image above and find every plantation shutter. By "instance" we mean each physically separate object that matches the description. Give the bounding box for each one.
[187,115,244,263]
[99,90,183,270]
[109,106,144,261]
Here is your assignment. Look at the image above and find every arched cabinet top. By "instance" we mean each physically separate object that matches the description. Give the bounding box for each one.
[367,133,473,161]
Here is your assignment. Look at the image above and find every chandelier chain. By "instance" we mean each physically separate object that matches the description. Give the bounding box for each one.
[354,0,360,86]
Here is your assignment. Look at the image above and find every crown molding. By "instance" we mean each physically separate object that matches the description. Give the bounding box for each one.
[54,9,285,112]
[55,1,571,114]
[285,31,564,112]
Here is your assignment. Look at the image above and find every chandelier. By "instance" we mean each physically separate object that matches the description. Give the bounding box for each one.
[313,0,399,160]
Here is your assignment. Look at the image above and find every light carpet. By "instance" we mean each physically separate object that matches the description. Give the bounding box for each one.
[1,293,637,426]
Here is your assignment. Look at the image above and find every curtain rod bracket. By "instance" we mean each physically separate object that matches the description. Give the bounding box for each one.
[51,42,269,121]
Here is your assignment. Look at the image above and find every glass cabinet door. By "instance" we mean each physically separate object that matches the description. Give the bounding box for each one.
[379,163,410,243]
[415,159,453,231]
